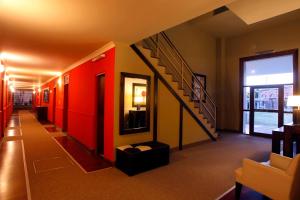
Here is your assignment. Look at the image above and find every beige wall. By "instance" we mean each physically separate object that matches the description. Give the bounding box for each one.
[113,42,211,158]
[165,22,217,99]
[219,20,300,130]
[114,43,154,149]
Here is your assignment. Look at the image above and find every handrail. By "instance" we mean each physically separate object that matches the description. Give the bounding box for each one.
[147,36,216,121]
[142,32,217,128]
[160,32,216,106]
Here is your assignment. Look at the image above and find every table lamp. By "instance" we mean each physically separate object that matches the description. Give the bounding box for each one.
[134,96,143,110]
[287,95,300,124]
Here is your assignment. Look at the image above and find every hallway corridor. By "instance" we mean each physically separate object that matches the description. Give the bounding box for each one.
[0,111,271,200]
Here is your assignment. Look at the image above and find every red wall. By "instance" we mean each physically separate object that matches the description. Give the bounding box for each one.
[0,73,13,140]
[38,48,115,161]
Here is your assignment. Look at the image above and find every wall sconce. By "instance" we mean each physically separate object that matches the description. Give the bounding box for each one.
[57,77,62,86]
[0,62,5,73]
[9,85,15,93]
[38,88,41,93]
[134,96,143,110]
[33,90,36,94]
[4,74,10,81]
[91,54,106,62]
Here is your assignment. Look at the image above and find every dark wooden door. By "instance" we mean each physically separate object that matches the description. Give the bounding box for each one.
[53,88,56,124]
[63,84,69,132]
[96,74,105,155]
[0,80,3,137]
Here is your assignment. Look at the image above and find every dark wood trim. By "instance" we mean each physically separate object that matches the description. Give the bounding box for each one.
[131,44,216,141]
[119,72,151,135]
[153,74,158,142]
[239,58,244,133]
[278,86,284,128]
[179,104,183,150]
[240,48,299,134]
[192,73,207,102]
[217,128,241,133]
[0,80,3,137]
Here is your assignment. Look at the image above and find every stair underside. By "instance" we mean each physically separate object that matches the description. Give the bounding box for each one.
[135,44,217,139]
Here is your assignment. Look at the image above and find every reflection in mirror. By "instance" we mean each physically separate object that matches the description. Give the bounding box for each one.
[120,73,150,135]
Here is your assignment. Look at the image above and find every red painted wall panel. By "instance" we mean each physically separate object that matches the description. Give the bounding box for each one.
[39,48,115,161]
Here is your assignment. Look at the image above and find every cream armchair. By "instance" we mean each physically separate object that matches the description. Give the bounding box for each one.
[235,153,300,200]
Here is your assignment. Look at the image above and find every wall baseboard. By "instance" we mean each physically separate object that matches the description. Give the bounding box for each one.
[217,128,241,133]
[171,139,211,152]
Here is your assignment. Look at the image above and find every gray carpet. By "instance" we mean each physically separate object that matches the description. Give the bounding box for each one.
[18,111,271,200]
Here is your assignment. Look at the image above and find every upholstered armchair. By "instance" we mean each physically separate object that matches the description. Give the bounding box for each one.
[235,153,300,200]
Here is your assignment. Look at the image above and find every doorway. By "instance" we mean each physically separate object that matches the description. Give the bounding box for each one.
[63,84,69,132]
[96,74,105,155]
[241,49,298,136]
[53,87,56,125]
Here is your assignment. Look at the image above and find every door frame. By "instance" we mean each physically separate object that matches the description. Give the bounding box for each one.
[95,73,105,155]
[63,84,69,132]
[240,49,299,134]
[53,87,56,125]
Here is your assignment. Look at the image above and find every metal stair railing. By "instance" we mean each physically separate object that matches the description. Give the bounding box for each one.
[142,32,216,129]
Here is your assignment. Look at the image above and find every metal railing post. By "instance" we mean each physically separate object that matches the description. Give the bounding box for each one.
[181,60,183,89]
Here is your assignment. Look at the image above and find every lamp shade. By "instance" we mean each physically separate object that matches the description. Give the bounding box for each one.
[287,95,300,107]
[134,96,143,104]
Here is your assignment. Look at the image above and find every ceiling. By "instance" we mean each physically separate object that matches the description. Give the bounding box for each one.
[187,5,300,38]
[1,0,300,90]
[0,0,235,89]
[228,0,300,24]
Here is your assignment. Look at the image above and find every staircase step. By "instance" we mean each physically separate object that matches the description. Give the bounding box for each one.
[135,44,217,139]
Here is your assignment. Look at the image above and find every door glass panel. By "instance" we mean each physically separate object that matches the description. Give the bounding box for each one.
[284,113,293,125]
[243,87,250,110]
[243,111,250,134]
[254,88,278,110]
[254,112,278,134]
[244,55,293,86]
[284,85,293,112]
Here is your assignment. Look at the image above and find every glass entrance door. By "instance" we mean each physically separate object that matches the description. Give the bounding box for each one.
[250,86,282,135]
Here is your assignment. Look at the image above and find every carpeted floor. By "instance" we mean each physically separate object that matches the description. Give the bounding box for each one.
[17,110,271,200]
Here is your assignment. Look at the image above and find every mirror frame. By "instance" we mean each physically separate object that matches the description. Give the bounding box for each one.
[119,72,151,135]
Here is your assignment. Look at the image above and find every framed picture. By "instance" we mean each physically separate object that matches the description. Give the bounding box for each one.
[132,83,147,107]
[192,73,206,102]
[43,89,50,103]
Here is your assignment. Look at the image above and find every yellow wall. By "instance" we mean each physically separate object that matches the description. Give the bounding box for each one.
[182,108,210,145]
[157,81,180,148]
[113,42,212,158]
[114,43,154,148]
[219,20,300,130]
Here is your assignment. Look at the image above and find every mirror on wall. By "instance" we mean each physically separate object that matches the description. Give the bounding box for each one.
[120,72,150,135]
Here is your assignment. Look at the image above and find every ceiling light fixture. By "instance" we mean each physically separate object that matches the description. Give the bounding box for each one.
[4,74,10,81]
[91,54,106,62]
[9,85,15,93]
[0,62,5,73]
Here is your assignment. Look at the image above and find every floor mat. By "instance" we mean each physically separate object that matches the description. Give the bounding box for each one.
[219,186,264,200]
[39,120,53,125]
[54,136,112,172]
[45,126,59,132]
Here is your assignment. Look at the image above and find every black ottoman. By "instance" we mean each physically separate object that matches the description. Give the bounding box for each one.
[116,141,170,176]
